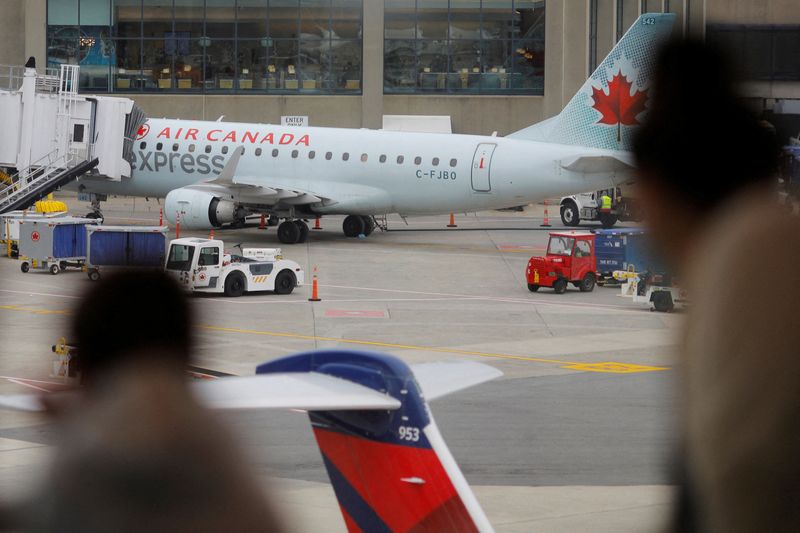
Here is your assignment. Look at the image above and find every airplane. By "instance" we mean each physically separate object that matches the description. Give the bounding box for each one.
[71,13,675,245]
[0,350,503,532]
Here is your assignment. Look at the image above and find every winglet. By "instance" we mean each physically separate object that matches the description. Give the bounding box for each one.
[205,145,244,185]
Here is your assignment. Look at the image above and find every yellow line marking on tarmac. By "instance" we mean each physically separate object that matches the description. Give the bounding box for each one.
[196,324,670,374]
[0,301,670,374]
[0,304,71,315]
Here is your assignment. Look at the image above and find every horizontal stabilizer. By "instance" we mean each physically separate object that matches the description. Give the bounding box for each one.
[192,372,401,411]
[0,394,47,412]
[411,361,503,401]
[560,154,635,174]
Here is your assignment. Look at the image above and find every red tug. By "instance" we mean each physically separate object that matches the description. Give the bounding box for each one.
[526,232,597,294]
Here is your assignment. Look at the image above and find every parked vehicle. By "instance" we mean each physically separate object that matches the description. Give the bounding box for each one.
[525,232,596,294]
[18,217,96,274]
[559,188,644,228]
[165,238,304,297]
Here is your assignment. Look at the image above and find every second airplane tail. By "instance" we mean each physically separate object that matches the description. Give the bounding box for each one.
[509,13,675,152]
[256,351,500,533]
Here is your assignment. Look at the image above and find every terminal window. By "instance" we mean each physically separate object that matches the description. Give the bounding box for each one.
[384,0,545,95]
[46,0,363,95]
[707,24,800,82]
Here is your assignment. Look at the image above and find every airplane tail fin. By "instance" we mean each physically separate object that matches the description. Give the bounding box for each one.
[257,351,500,533]
[509,13,675,151]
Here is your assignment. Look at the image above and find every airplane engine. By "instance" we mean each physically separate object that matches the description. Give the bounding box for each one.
[164,189,244,229]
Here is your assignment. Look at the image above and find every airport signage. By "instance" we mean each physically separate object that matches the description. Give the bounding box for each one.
[281,116,308,127]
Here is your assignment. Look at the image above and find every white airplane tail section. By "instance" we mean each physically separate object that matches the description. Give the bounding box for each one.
[509,13,675,152]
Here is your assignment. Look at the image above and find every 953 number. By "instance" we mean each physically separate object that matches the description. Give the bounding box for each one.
[398,426,420,442]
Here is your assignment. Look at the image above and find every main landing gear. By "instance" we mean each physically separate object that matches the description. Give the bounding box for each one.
[277,220,310,244]
[342,215,375,238]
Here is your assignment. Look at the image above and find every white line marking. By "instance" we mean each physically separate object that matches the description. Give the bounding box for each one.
[0,289,80,299]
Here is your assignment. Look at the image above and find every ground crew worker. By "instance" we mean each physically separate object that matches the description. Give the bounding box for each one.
[599,192,612,212]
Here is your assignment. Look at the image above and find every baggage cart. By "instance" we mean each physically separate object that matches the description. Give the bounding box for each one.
[85,225,168,281]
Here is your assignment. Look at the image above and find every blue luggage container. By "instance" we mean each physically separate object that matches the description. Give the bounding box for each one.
[85,225,167,280]
[593,228,665,281]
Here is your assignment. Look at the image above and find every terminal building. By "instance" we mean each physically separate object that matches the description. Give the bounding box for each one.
[0,1,798,138]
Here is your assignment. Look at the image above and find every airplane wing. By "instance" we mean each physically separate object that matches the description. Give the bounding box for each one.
[195,145,331,207]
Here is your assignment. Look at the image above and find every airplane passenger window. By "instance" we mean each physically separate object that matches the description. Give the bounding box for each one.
[397,155,404,164]
[222,146,229,155]
[432,157,440,166]
[272,149,279,157]
[172,143,179,152]
[139,142,146,150]
[156,143,163,151]
[205,145,212,154]
[343,153,350,161]
[292,150,299,158]
[450,158,457,167]
[379,155,387,163]
[255,148,262,156]
[325,152,332,160]
[309,151,316,159]
[360,153,368,162]
[414,156,422,165]
[189,144,195,153]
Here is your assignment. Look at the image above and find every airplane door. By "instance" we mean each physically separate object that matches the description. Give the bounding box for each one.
[471,143,496,192]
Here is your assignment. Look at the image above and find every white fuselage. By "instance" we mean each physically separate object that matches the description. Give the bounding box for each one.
[74,118,628,216]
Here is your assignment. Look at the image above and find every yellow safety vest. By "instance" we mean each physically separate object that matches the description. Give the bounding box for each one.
[601,195,612,210]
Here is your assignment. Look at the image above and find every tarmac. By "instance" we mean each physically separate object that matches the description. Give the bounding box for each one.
[0,194,682,532]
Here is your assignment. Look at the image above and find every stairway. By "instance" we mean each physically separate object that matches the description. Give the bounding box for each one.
[0,155,98,215]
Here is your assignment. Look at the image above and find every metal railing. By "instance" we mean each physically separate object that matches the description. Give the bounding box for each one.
[0,64,64,93]
[0,150,74,210]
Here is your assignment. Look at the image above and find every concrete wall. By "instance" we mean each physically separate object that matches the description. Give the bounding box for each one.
[0,0,25,66]
[134,94,363,128]
[706,0,800,24]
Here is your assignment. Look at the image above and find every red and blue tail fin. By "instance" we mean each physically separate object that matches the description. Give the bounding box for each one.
[257,351,495,533]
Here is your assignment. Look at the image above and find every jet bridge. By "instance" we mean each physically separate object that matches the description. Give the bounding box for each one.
[0,59,146,214]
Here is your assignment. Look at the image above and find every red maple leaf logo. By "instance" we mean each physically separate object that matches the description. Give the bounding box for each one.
[591,70,648,142]
[136,123,150,140]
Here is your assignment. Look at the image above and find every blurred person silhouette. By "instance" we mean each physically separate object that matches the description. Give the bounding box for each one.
[633,40,799,532]
[26,271,282,533]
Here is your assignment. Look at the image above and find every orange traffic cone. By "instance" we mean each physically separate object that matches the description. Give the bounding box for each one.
[159,207,163,226]
[308,268,321,302]
[209,229,215,239]
[447,212,457,228]
[259,214,266,230]
[313,216,322,230]
[540,200,552,227]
